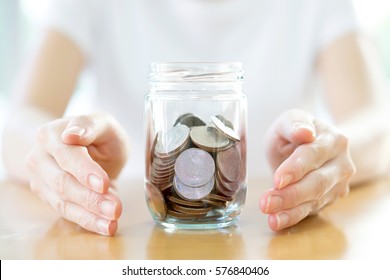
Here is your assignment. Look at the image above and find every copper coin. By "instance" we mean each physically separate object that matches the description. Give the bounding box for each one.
[215,177,236,197]
[174,148,215,187]
[167,195,205,208]
[208,193,233,202]
[159,182,174,192]
[202,199,227,208]
[145,182,167,221]
[173,175,215,201]
[217,145,241,182]
[211,116,240,142]
[167,210,205,219]
[154,125,190,156]
[171,204,212,215]
[190,126,230,152]
[217,171,240,192]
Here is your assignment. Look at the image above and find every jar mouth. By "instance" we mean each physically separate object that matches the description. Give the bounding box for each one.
[149,62,244,82]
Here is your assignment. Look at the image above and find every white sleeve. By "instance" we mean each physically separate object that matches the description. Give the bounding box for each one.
[315,0,360,50]
[42,0,105,58]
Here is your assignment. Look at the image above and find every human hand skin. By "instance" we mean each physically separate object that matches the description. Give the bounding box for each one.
[260,109,356,231]
[26,113,129,236]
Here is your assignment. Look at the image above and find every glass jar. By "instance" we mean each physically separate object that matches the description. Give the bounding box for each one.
[144,62,247,229]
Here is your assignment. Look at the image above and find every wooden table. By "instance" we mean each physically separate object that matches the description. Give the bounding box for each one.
[1,177,390,260]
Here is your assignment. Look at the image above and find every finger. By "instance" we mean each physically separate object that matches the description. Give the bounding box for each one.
[261,158,345,214]
[38,152,121,219]
[45,190,118,236]
[61,113,125,147]
[274,130,347,189]
[41,127,110,193]
[267,201,313,231]
[275,109,316,146]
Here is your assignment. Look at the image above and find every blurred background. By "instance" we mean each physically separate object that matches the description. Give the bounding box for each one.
[0,0,389,178]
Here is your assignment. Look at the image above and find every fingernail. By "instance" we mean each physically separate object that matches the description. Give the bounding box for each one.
[63,125,85,136]
[96,219,109,235]
[278,174,293,189]
[275,213,289,229]
[294,123,316,137]
[88,174,104,192]
[101,200,116,218]
[266,195,283,212]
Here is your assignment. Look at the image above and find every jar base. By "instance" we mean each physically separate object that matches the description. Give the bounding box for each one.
[156,217,239,230]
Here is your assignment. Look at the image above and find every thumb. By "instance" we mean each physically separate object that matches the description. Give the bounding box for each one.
[61,113,115,146]
[277,109,316,145]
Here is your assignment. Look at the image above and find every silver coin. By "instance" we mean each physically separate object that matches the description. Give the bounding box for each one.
[174,148,215,187]
[190,126,230,152]
[145,182,167,221]
[154,125,190,156]
[173,175,215,201]
[173,113,194,126]
[211,116,240,142]
[215,115,234,129]
[176,114,206,128]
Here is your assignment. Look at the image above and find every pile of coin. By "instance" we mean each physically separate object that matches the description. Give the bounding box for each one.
[146,113,244,221]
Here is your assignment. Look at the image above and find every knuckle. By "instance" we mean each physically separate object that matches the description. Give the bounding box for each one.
[53,173,69,196]
[36,125,48,143]
[55,200,68,217]
[308,143,327,163]
[313,172,329,199]
[336,132,349,150]
[25,151,37,171]
[292,157,306,177]
[29,180,39,194]
[84,192,100,211]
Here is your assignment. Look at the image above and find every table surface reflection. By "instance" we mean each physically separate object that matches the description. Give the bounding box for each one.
[1,177,390,260]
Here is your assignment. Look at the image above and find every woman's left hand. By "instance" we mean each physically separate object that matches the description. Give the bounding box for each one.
[260,109,356,230]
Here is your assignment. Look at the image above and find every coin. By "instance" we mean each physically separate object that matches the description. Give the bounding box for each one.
[202,199,227,208]
[215,115,234,129]
[190,126,230,152]
[211,116,240,142]
[145,182,167,221]
[154,125,190,156]
[173,113,194,126]
[174,113,206,128]
[175,148,215,187]
[173,175,215,201]
[171,204,212,215]
[217,145,241,182]
[215,177,236,197]
[167,210,205,219]
[208,193,233,202]
[167,195,205,208]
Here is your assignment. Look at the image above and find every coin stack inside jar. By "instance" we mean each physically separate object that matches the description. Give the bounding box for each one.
[146,113,244,222]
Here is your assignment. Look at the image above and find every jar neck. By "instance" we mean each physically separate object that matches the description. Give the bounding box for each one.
[149,62,243,92]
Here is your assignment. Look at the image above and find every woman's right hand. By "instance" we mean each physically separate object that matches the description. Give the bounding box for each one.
[26,113,129,236]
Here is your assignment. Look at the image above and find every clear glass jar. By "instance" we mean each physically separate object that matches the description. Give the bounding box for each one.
[144,62,247,229]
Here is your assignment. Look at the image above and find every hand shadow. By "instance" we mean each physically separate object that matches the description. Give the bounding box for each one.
[33,219,125,260]
[267,215,346,260]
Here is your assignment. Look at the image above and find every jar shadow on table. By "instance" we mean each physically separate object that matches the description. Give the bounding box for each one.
[147,225,245,259]
[33,219,125,260]
[266,215,346,260]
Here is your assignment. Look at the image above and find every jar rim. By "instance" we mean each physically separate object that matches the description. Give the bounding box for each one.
[149,62,244,83]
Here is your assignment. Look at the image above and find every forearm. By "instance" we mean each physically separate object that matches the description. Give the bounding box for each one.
[338,107,390,185]
[1,105,56,184]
